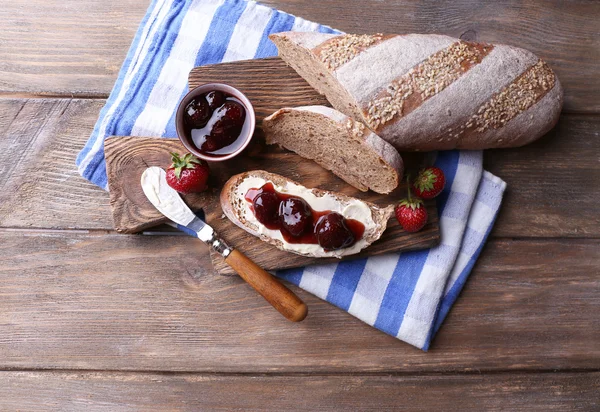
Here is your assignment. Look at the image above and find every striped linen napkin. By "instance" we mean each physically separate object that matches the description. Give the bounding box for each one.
[76,0,506,350]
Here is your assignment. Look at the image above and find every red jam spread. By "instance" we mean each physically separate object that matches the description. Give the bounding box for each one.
[245,182,365,251]
[183,90,248,156]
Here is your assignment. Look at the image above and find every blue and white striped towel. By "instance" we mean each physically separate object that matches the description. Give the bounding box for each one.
[76,0,506,350]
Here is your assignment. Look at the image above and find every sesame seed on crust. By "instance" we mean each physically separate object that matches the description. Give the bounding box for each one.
[435,59,557,144]
[345,117,367,137]
[316,34,391,71]
[468,60,556,133]
[364,41,492,130]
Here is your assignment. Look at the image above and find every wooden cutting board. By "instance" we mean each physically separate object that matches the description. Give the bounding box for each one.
[105,57,440,275]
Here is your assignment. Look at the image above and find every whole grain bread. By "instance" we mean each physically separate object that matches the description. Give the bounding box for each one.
[220,170,394,258]
[269,32,563,151]
[263,105,403,194]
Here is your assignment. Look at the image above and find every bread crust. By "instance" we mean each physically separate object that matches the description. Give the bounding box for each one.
[220,170,394,258]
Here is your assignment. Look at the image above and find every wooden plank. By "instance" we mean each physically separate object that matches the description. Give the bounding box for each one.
[0,231,597,372]
[486,114,600,237]
[1,98,598,238]
[1,1,598,113]
[0,371,597,411]
[0,98,113,229]
[105,136,439,274]
[0,0,145,97]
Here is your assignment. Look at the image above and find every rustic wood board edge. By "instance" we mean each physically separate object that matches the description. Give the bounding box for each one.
[104,136,209,234]
[104,135,439,274]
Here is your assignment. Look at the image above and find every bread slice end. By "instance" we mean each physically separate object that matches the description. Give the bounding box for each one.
[263,106,403,194]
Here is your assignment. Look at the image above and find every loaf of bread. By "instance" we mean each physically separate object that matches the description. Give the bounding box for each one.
[269,32,563,150]
[263,105,403,194]
[220,170,394,258]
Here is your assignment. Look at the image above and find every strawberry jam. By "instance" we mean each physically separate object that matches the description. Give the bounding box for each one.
[184,90,248,156]
[245,182,365,250]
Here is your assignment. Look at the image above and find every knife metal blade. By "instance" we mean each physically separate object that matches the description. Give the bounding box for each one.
[140,167,228,254]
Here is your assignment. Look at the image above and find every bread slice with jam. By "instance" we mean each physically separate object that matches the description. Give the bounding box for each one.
[220,170,394,258]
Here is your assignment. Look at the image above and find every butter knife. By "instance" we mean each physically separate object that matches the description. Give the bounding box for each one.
[140,166,307,322]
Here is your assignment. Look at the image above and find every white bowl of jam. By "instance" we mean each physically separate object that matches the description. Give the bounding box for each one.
[176,83,256,161]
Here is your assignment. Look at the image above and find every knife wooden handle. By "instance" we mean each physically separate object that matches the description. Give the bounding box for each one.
[225,249,308,322]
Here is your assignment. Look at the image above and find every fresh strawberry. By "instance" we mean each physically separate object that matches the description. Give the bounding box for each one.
[165,152,210,194]
[412,166,446,199]
[395,185,428,233]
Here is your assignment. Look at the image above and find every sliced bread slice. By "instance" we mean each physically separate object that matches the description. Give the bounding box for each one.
[220,170,394,259]
[263,106,403,194]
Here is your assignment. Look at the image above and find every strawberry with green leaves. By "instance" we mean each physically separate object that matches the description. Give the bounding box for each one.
[165,152,210,194]
[395,180,428,233]
[412,167,446,200]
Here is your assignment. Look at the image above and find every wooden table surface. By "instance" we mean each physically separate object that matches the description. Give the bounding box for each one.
[1,0,598,410]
